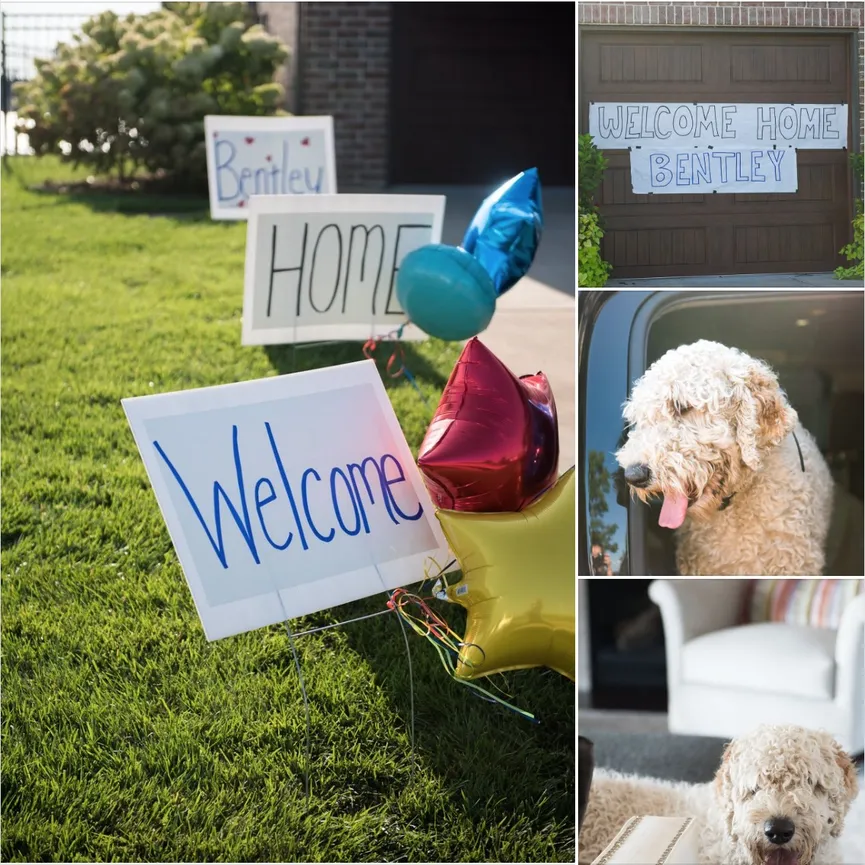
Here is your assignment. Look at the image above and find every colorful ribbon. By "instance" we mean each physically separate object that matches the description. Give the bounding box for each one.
[362,322,430,409]
[387,562,537,723]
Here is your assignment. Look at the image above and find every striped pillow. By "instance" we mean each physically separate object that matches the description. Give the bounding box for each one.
[745,579,865,629]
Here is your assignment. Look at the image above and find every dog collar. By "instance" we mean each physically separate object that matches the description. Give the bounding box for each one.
[792,431,806,472]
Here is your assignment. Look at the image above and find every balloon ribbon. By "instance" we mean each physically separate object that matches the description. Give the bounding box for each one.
[362,323,430,409]
[387,578,537,724]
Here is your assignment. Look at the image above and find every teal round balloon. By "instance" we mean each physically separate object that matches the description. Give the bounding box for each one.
[396,244,497,342]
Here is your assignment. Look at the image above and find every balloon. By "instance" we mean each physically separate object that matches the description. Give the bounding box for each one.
[396,244,496,341]
[436,468,575,681]
[417,337,559,512]
[461,167,543,297]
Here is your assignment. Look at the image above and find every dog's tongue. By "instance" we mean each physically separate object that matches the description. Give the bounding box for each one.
[764,850,799,865]
[659,492,689,529]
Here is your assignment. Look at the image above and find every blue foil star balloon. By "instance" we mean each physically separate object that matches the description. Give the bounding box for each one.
[461,168,543,298]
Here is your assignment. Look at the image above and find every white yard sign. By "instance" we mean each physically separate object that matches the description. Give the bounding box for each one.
[204,115,337,220]
[630,147,798,194]
[122,362,449,641]
[242,194,446,345]
[589,102,848,150]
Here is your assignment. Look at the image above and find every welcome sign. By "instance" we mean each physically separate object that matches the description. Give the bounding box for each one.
[589,101,846,195]
[589,102,848,149]
[242,194,446,345]
[630,147,798,194]
[122,362,449,640]
[204,115,337,220]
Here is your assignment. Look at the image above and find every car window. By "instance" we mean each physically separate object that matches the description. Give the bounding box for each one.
[581,291,651,576]
[621,290,864,576]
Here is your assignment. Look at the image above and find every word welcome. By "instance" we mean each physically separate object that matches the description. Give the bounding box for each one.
[589,102,848,149]
[630,147,798,194]
[154,422,423,571]
[122,361,445,641]
[215,139,323,202]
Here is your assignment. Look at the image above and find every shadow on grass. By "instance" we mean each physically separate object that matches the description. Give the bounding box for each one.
[297,591,576,847]
[260,334,572,854]
[25,179,215,223]
[264,342,450,391]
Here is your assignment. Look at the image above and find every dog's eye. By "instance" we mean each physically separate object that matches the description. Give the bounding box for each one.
[743,787,759,800]
[815,782,826,795]
[671,400,693,416]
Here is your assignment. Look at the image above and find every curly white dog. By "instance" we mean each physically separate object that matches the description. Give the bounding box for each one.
[616,340,833,575]
[579,725,860,865]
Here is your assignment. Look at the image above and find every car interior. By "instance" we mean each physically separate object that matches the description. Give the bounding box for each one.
[626,291,864,576]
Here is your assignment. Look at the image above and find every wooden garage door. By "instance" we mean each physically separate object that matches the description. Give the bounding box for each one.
[579,31,853,278]
[390,3,575,185]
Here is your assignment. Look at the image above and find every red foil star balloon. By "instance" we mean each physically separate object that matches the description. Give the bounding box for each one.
[417,338,559,512]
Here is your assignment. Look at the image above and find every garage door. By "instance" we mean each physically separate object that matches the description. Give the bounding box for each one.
[579,31,853,278]
[390,3,575,186]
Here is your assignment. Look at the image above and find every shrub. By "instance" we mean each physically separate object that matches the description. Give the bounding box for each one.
[578,133,607,211]
[850,152,864,187]
[578,134,612,286]
[14,2,289,190]
[834,199,864,281]
[579,205,612,287]
[834,153,864,281]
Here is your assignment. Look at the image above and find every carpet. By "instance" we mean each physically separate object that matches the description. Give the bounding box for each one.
[585,730,729,785]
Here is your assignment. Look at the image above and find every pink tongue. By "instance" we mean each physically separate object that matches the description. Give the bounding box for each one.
[765,850,799,865]
[659,492,689,529]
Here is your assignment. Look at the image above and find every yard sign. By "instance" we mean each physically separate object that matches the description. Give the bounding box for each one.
[122,361,449,641]
[242,194,446,345]
[204,115,337,220]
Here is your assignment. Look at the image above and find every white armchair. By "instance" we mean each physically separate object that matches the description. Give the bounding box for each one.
[648,580,865,754]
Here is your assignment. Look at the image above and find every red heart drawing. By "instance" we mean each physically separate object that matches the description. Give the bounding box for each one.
[265,154,272,162]
[238,200,246,208]
[301,137,310,146]
[245,137,254,145]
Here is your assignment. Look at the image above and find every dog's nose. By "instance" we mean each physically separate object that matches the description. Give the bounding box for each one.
[624,463,651,488]
[764,817,795,845]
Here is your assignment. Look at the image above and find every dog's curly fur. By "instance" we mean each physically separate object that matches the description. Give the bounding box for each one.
[579,725,859,865]
[616,340,834,575]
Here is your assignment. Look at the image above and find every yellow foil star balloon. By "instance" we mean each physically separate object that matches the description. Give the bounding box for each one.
[436,468,575,681]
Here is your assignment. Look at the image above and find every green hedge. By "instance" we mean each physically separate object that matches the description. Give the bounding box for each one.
[14,2,288,190]
[578,134,612,287]
[578,206,612,288]
[834,153,864,281]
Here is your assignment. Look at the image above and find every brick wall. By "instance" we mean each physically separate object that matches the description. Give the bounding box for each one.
[260,2,391,190]
[579,2,864,155]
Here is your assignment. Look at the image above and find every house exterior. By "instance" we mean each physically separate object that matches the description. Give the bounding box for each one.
[255,2,575,190]
[578,1,864,279]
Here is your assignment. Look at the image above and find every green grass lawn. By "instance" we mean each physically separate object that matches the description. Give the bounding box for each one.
[1,157,575,863]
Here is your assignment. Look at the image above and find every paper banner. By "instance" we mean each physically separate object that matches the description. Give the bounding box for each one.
[630,147,798,194]
[589,102,848,150]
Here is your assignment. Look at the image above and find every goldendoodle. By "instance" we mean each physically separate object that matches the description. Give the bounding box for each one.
[616,340,833,575]
[579,725,860,865]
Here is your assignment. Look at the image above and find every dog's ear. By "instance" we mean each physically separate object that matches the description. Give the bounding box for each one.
[828,741,858,837]
[714,741,736,838]
[833,742,859,801]
[734,362,797,470]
